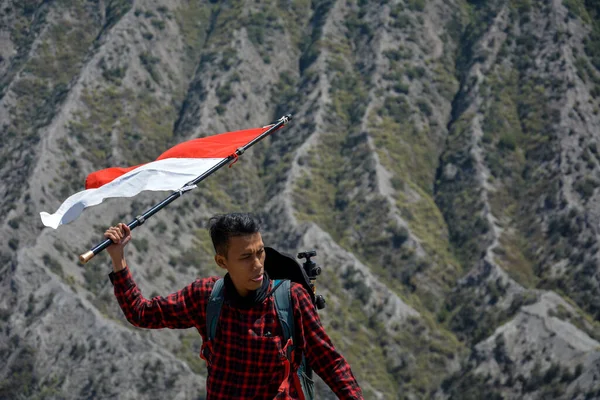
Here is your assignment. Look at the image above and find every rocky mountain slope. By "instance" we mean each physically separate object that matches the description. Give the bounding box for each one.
[1,0,600,398]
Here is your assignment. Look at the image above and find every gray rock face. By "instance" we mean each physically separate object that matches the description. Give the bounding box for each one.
[2,0,600,399]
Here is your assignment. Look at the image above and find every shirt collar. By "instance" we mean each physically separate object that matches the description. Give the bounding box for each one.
[223,271,270,309]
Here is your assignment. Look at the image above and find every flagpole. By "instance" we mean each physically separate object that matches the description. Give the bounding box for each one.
[79,114,292,264]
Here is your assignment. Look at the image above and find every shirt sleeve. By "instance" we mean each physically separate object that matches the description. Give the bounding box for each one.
[109,266,216,329]
[291,283,364,399]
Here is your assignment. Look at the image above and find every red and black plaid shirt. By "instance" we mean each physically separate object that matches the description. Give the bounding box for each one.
[110,267,363,399]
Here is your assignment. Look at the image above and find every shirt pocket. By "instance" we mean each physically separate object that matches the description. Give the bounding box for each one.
[247,335,287,370]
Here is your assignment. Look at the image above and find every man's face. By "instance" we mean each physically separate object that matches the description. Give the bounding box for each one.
[215,232,265,297]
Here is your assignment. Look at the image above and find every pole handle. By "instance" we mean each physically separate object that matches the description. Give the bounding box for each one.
[79,250,94,264]
[79,237,114,264]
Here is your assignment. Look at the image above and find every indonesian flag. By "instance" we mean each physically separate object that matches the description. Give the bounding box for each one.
[40,126,272,229]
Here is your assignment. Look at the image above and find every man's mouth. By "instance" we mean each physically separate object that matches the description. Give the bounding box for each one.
[251,274,264,282]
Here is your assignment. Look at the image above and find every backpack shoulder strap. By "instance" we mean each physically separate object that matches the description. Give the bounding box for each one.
[274,280,315,400]
[273,279,294,349]
[206,278,225,341]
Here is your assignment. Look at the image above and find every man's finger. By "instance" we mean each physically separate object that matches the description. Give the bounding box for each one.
[108,227,122,243]
[104,224,129,245]
[122,224,131,236]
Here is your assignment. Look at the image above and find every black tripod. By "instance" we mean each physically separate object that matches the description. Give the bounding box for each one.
[298,251,326,309]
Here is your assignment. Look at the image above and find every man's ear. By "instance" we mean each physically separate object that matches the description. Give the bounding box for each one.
[214,254,227,270]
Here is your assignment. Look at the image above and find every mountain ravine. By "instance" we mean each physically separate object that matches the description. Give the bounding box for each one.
[1,0,600,399]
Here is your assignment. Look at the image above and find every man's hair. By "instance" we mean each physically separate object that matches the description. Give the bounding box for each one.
[209,213,261,256]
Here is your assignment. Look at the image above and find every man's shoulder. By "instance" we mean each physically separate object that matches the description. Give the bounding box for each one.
[193,276,221,293]
[201,276,221,285]
[288,281,312,302]
[203,276,221,283]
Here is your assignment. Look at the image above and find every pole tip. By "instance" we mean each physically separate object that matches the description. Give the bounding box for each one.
[79,250,94,264]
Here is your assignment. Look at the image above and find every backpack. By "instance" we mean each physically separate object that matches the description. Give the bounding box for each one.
[206,275,315,400]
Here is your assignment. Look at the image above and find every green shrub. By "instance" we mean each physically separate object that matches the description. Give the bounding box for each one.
[216,82,234,104]
[8,217,21,229]
[151,19,165,30]
[139,51,161,82]
[574,177,597,200]
[416,99,433,116]
[8,238,19,250]
[382,96,411,120]
[406,0,426,12]
[498,133,517,151]
[105,0,133,29]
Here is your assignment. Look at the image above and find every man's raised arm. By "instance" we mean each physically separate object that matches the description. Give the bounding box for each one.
[105,223,213,329]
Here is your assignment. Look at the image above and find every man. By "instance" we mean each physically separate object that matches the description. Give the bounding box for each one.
[105,213,363,399]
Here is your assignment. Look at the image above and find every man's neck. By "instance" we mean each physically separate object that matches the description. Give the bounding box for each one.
[224,273,270,309]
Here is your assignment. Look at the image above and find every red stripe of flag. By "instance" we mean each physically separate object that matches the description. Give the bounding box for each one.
[85,127,268,189]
